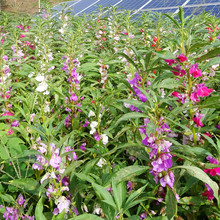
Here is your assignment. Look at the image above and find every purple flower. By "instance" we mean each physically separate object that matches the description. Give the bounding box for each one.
[50,149,61,169]
[139,212,147,220]
[11,120,19,127]
[3,207,19,220]
[62,176,70,186]
[16,194,25,206]
[206,156,219,165]
[138,94,147,102]
[160,171,175,188]
[64,115,72,128]
[72,207,79,216]
[80,143,87,151]
[127,181,133,192]
[83,119,89,127]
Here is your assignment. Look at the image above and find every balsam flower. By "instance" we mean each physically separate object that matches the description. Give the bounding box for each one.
[189,63,202,78]
[177,54,187,63]
[50,149,61,169]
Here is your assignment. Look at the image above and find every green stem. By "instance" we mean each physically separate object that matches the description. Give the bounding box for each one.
[187,72,197,147]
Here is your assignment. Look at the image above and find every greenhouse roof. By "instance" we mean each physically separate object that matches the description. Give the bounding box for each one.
[51,0,220,18]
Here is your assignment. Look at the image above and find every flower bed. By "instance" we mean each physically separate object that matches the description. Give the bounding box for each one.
[0,7,219,220]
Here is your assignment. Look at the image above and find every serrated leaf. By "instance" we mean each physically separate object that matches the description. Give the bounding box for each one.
[174,166,219,200]
[35,197,47,220]
[113,165,149,183]
[70,214,104,220]
[165,187,177,220]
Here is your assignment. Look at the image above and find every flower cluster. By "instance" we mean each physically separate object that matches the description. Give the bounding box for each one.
[3,194,34,220]
[140,118,175,189]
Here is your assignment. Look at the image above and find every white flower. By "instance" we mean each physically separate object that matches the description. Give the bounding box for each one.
[28,72,34,78]
[40,172,50,184]
[88,110,95,117]
[56,196,70,213]
[35,74,45,82]
[59,27,65,34]
[90,121,98,129]
[44,102,50,113]
[101,134,108,145]
[36,81,48,92]
[96,158,107,167]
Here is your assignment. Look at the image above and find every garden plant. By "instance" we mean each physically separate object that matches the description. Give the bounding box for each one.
[0,6,220,220]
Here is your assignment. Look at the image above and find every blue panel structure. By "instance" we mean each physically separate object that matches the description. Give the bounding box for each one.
[75,0,121,15]
[116,0,149,10]
[143,0,186,9]
[51,0,220,18]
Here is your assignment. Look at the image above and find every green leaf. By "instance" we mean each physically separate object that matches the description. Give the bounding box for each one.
[155,78,181,89]
[201,57,220,72]
[92,182,116,209]
[10,178,43,194]
[174,166,219,200]
[0,194,15,203]
[124,184,147,211]
[113,112,148,128]
[198,47,220,61]
[35,197,47,220]
[113,166,149,183]
[165,187,177,220]
[70,214,104,220]
[178,7,185,26]
[112,180,126,211]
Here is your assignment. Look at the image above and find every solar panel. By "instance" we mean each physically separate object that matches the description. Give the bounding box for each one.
[51,0,220,18]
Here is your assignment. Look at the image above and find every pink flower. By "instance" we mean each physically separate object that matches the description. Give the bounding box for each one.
[7,129,13,135]
[2,112,14,117]
[70,93,78,102]
[192,112,204,127]
[189,64,202,78]
[190,91,200,102]
[177,54,187,63]
[197,84,213,97]
[204,167,220,176]
[172,91,180,97]
[165,59,175,66]
[94,132,99,141]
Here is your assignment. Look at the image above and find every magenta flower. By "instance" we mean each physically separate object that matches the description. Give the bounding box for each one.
[202,184,214,200]
[197,84,213,97]
[94,132,100,141]
[192,112,204,127]
[190,91,200,103]
[50,149,61,169]
[70,93,78,102]
[177,54,187,63]
[164,59,175,66]
[189,64,202,78]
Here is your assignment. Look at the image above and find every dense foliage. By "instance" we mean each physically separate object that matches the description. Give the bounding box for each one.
[0,7,220,220]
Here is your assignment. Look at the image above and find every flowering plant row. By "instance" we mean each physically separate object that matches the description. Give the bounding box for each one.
[0,7,219,220]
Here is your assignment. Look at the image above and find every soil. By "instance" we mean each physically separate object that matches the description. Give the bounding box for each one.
[1,0,68,15]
